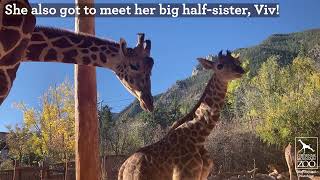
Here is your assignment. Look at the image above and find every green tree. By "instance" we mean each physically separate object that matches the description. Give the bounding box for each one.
[244,56,320,146]
[98,102,112,154]
[140,99,182,129]
[6,124,32,166]
[12,80,75,165]
[97,102,112,179]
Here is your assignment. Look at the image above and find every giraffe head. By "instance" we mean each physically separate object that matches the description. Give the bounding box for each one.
[197,50,245,82]
[115,33,154,112]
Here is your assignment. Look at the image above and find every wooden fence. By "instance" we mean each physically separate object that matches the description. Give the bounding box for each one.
[0,167,75,180]
[0,155,127,180]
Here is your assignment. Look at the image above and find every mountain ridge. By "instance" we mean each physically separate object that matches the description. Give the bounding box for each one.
[115,28,320,121]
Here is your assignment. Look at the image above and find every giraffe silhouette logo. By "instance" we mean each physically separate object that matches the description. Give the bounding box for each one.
[298,139,315,154]
[295,137,318,170]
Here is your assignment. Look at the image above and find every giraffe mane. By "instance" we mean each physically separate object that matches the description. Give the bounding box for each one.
[169,97,204,131]
[169,82,209,132]
[35,25,120,46]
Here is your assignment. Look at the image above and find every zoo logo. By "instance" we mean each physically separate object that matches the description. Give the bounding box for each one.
[295,137,318,169]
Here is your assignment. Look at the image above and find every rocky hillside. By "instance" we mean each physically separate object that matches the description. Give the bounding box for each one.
[116,29,320,121]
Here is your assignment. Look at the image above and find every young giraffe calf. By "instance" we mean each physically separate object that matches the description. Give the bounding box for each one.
[118,51,245,180]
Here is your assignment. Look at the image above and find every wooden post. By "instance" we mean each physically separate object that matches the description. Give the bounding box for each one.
[74,0,101,179]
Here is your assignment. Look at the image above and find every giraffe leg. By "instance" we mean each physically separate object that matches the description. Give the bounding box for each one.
[199,147,213,180]
[173,166,203,180]
[173,154,203,180]
[200,158,213,179]
[0,0,36,105]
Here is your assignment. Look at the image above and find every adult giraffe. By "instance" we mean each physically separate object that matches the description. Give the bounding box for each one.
[0,0,154,112]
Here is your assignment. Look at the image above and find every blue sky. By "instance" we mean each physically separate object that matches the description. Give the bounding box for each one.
[0,0,319,131]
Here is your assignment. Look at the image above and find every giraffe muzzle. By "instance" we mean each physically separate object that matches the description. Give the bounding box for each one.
[140,93,154,112]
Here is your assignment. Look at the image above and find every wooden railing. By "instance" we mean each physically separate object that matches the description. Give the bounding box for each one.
[0,155,127,180]
[0,167,75,180]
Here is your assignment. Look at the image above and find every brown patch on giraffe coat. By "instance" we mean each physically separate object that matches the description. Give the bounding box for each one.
[191,131,197,137]
[178,154,193,165]
[68,35,82,44]
[213,96,222,103]
[197,137,205,143]
[3,12,23,27]
[207,123,215,130]
[212,114,220,121]
[179,146,189,155]
[199,130,210,137]
[0,39,30,66]
[185,145,195,153]
[78,39,92,48]
[31,34,45,42]
[100,53,107,63]
[82,56,91,65]
[206,88,212,95]
[43,30,59,39]
[215,84,221,91]
[90,47,99,52]
[26,43,47,61]
[44,49,57,61]
[217,92,226,98]
[194,122,202,130]
[109,46,119,53]
[205,98,213,107]
[94,39,106,46]
[0,69,9,96]
[91,54,97,60]
[214,104,219,110]
[22,14,36,34]
[168,133,178,144]
[81,49,89,54]
[63,50,77,64]
[100,46,107,51]
[183,128,191,134]
[0,29,20,51]
[52,38,73,48]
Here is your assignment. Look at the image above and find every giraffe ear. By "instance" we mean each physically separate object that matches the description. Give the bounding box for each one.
[119,38,128,57]
[197,58,215,69]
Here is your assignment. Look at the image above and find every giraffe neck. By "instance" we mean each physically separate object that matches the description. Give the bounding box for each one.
[180,73,228,143]
[23,26,122,70]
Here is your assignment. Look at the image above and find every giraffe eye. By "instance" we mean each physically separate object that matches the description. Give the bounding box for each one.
[130,64,139,71]
[217,64,224,70]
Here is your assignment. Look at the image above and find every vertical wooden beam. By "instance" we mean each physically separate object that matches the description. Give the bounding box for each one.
[74,0,101,179]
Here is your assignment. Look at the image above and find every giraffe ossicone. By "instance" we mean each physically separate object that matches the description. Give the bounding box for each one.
[0,0,155,111]
[118,51,245,180]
